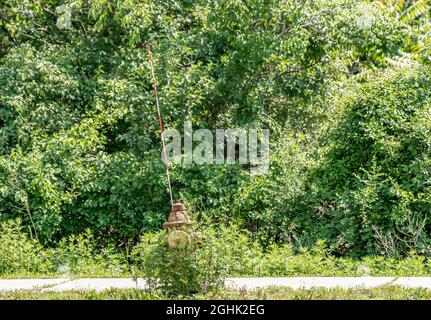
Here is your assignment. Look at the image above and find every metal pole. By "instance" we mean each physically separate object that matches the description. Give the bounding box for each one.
[147,43,174,206]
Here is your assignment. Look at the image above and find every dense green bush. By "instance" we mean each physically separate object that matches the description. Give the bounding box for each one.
[229,133,316,245]
[230,65,431,256]
[132,223,261,295]
[0,218,54,275]
[220,65,431,257]
[1,0,431,258]
[297,66,431,256]
[0,0,407,246]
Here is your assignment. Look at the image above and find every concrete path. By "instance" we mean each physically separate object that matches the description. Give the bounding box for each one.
[0,277,431,292]
[392,277,431,289]
[44,278,147,292]
[0,279,68,291]
[225,277,396,290]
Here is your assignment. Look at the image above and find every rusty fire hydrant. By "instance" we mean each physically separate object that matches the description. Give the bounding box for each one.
[163,202,192,249]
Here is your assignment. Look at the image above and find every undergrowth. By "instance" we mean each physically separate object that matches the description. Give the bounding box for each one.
[1,219,431,295]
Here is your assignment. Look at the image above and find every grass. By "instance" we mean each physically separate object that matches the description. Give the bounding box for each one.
[1,285,431,300]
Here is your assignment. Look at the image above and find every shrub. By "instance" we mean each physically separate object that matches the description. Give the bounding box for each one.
[54,229,129,276]
[0,219,129,277]
[132,223,262,295]
[0,219,55,275]
[299,66,431,256]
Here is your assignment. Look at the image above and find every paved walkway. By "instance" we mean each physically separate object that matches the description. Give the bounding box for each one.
[0,277,431,292]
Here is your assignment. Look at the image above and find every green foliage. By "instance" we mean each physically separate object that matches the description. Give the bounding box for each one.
[298,66,431,256]
[0,0,430,257]
[229,133,316,245]
[1,218,431,289]
[132,224,260,295]
[54,229,129,276]
[0,219,129,277]
[0,218,55,275]
[1,0,402,244]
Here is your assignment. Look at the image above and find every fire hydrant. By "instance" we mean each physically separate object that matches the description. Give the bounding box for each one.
[163,202,192,249]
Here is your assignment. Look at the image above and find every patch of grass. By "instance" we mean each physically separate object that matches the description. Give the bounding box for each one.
[0,289,166,300]
[208,286,431,300]
[1,285,431,300]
